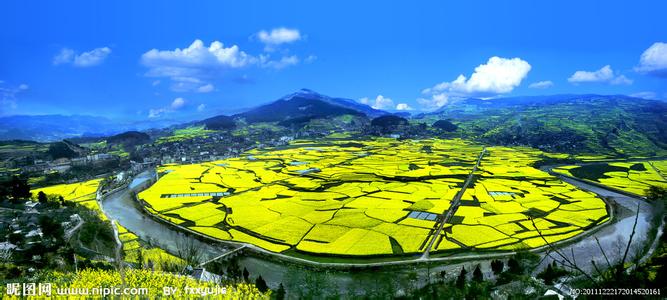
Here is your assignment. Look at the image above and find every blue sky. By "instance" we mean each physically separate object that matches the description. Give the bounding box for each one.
[1,0,666,121]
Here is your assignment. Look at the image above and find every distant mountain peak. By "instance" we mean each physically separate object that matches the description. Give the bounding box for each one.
[230,89,390,123]
[283,88,328,101]
[298,88,317,94]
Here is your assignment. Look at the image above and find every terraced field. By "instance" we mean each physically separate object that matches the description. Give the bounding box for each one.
[138,139,609,257]
[553,160,667,196]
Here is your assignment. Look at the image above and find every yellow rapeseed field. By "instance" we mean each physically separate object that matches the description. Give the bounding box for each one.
[139,139,610,256]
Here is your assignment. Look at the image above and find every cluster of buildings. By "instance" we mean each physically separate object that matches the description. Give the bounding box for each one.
[136,131,297,165]
[8,153,118,175]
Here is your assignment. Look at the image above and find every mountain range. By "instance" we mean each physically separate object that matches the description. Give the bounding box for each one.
[414,94,667,155]
[2,90,666,157]
[0,115,178,142]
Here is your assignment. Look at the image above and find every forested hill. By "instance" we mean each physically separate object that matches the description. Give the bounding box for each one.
[415,94,667,156]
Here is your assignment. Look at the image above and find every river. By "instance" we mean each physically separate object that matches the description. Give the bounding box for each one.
[100,169,660,296]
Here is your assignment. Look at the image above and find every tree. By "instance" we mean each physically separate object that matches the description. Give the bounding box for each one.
[38,191,48,204]
[243,267,250,282]
[508,257,522,274]
[491,259,504,275]
[647,186,667,201]
[540,263,556,285]
[370,115,409,134]
[255,275,268,293]
[59,195,66,206]
[9,176,31,202]
[8,232,23,245]
[39,215,64,242]
[472,264,483,283]
[432,119,458,132]
[47,141,78,159]
[275,283,286,300]
[137,249,144,268]
[226,259,241,281]
[456,266,467,289]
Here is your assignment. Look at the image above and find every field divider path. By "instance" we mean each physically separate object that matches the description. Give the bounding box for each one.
[421,147,486,259]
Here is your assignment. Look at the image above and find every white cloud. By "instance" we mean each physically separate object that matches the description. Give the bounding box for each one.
[567,65,632,85]
[149,97,187,118]
[629,91,658,100]
[196,84,214,93]
[305,55,317,63]
[260,55,299,69]
[0,82,29,112]
[141,39,300,91]
[610,75,633,85]
[53,48,75,65]
[423,57,531,98]
[359,95,394,110]
[257,28,301,49]
[395,103,413,111]
[568,66,613,82]
[529,80,554,89]
[197,104,206,112]
[142,40,254,71]
[417,93,450,110]
[419,56,530,110]
[53,47,111,67]
[148,108,166,118]
[73,47,111,67]
[171,97,186,109]
[152,80,161,86]
[635,42,667,77]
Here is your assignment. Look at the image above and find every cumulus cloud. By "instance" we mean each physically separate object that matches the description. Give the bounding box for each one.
[53,47,111,67]
[257,27,301,51]
[417,93,450,110]
[395,103,413,111]
[359,95,394,110]
[149,97,187,118]
[419,56,530,110]
[567,65,632,85]
[197,104,206,112]
[635,42,667,77]
[529,80,554,89]
[142,40,254,70]
[423,57,531,97]
[141,39,300,92]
